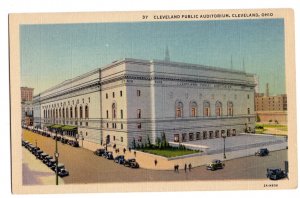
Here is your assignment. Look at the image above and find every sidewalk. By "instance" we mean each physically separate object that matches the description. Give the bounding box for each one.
[22,147,64,185]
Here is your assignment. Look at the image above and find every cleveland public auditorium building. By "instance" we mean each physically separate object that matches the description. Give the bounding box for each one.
[33,58,256,151]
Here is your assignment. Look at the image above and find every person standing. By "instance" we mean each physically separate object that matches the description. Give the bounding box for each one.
[188,163,192,171]
[184,163,187,173]
[154,159,157,166]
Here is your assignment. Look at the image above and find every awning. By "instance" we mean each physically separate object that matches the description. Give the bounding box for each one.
[49,124,63,129]
[61,125,77,131]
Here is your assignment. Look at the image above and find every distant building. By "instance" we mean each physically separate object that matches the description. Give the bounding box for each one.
[254,83,287,124]
[21,87,34,126]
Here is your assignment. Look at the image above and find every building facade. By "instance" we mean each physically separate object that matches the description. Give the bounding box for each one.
[33,58,256,150]
[21,87,34,126]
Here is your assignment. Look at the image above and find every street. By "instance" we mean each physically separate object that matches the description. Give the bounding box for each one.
[22,129,288,184]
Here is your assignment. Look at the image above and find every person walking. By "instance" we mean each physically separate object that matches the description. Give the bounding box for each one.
[184,163,187,173]
[188,163,192,172]
[154,159,157,166]
[134,151,136,157]
[123,148,126,154]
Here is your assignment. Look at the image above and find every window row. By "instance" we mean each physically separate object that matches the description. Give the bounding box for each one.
[175,101,234,118]
[105,90,141,99]
[42,98,91,109]
[174,129,237,142]
[43,106,89,119]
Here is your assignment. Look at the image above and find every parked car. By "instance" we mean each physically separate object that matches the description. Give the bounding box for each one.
[70,141,79,147]
[124,158,139,168]
[26,144,34,150]
[47,159,56,167]
[51,163,66,172]
[103,151,114,160]
[94,148,105,156]
[58,168,69,177]
[39,153,48,160]
[22,140,29,147]
[206,159,225,171]
[31,147,40,154]
[266,168,287,180]
[61,138,68,144]
[43,156,53,164]
[34,150,43,158]
[255,148,269,156]
[114,155,125,164]
[67,140,74,145]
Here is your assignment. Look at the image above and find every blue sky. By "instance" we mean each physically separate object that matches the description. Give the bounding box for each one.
[20,19,285,95]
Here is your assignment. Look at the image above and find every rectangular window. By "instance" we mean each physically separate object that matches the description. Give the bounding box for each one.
[113,136,115,141]
[106,123,109,128]
[86,122,88,126]
[137,109,141,119]
[137,90,141,96]
[196,132,200,140]
[120,90,122,97]
[204,108,209,117]
[112,92,115,98]
[121,123,123,129]
[189,133,194,141]
[191,108,196,117]
[106,110,109,118]
[247,94,250,99]
[137,123,141,129]
[106,93,108,99]
[247,108,250,114]
[121,110,123,119]
[121,137,123,142]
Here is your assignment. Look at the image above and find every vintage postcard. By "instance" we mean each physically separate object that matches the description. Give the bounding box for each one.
[9,9,297,194]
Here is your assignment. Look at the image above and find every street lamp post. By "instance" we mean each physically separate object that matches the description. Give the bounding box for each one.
[222,133,226,159]
[35,139,38,159]
[54,130,59,185]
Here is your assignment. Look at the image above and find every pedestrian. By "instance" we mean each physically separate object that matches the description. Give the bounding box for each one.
[129,147,131,152]
[134,151,136,157]
[176,165,179,173]
[123,148,126,154]
[184,163,187,173]
[188,163,192,171]
[154,159,157,166]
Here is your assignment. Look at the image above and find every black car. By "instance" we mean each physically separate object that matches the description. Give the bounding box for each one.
[51,163,66,172]
[58,168,69,177]
[47,159,56,167]
[206,159,225,171]
[39,153,48,160]
[103,151,114,160]
[255,148,269,156]
[61,138,68,144]
[124,158,139,168]
[31,147,41,154]
[26,144,34,151]
[266,168,287,180]
[22,140,29,147]
[71,141,79,147]
[43,156,53,164]
[94,148,105,156]
[34,150,43,158]
[114,155,125,164]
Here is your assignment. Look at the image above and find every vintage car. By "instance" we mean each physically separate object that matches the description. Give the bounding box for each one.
[60,138,68,144]
[51,163,66,172]
[103,151,114,160]
[39,153,48,160]
[124,158,139,168]
[94,148,106,156]
[47,159,56,167]
[34,150,43,158]
[58,168,69,177]
[266,168,287,180]
[43,156,53,164]
[114,155,125,164]
[206,159,225,171]
[255,148,269,156]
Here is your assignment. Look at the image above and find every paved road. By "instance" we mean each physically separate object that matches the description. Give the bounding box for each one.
[23,129,288,184]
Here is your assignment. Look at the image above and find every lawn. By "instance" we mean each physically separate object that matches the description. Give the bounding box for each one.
[256,123,287,131]
[141,148,199,158]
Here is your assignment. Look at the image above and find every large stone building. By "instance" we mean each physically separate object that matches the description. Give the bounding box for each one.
[32,58,256,150]
[21,87,34,126]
